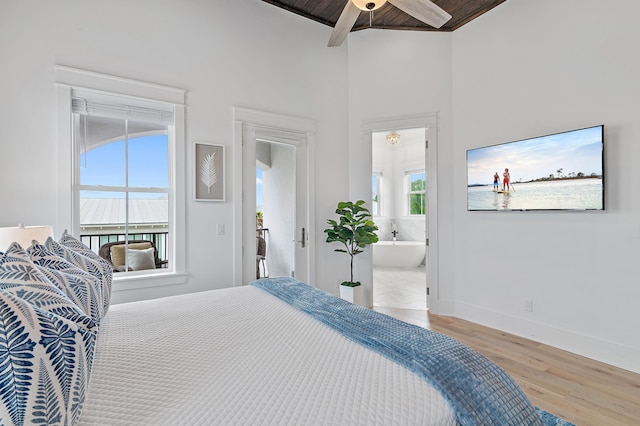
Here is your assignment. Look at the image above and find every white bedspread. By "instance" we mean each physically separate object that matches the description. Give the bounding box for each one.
[79,286,456,425]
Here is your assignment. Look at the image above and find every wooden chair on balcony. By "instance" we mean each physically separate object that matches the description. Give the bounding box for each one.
[99,240,167,272]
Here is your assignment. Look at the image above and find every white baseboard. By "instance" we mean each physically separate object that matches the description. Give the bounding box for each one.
[430,298,455,316]
[453,301,640,375]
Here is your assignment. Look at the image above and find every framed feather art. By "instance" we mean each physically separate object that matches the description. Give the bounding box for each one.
[194,142,225,201]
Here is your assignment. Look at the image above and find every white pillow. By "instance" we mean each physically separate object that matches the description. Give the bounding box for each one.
[127,247,155,270]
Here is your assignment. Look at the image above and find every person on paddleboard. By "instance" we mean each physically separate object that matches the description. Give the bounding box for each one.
[493,172,500,191]
[503,168,511,191]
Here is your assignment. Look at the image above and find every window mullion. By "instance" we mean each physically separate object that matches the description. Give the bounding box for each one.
[124,120,130,271]
[77,185,168,193]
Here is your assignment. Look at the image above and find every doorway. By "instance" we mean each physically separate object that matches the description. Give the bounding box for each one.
[361,113,439,311]
[232,107,316,287]
[371,127,428,310]
[256,140,296,279]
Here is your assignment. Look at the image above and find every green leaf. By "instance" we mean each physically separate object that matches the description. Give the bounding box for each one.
[324,200,378,283]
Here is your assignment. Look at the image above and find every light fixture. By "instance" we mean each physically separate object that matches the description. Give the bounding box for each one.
[386,131,401,145]
[0,223,54,251]
[351,0,387,11]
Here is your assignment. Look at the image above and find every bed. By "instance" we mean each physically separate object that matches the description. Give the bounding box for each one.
[0,235,572,426]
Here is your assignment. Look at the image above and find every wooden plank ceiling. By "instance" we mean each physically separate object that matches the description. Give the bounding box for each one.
[261,0,507,33]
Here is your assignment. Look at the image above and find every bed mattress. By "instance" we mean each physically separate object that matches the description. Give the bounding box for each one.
[79,286,456,425]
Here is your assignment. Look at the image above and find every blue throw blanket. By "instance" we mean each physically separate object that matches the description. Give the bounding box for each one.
[253,278,573,426]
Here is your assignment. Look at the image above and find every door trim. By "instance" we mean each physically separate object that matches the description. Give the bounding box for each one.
[232,107,316,286]
[361,113,439,311]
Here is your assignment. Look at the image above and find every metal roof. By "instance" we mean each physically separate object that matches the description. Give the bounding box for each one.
[80,198,168,225]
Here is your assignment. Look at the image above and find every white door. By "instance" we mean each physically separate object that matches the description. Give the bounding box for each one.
[424,128,430,309]
[241,125,310,285]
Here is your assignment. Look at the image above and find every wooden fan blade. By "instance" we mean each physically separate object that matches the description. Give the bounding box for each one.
[388,0,451,28]
[328,1,361,47]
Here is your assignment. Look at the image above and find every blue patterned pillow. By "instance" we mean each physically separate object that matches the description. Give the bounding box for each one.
[0,289,96,426]
[27,244,104,323]
[45,234,112,315]
[0,244,97,332]
[0,244,97,425]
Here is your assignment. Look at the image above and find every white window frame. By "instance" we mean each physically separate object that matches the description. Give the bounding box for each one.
[406,169,426,216]
[372,171,383,217]
[55,66,187,291]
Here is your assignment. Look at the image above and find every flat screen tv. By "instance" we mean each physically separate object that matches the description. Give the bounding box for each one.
[467,125,604,211]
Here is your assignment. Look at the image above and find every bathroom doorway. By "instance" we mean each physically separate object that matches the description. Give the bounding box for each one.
[371,127,428,310]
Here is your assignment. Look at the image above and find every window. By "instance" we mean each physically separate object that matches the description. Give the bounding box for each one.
[407,171,426,215]
[55,66,186,290]
[372,172,382,216]
[73,95,170,273]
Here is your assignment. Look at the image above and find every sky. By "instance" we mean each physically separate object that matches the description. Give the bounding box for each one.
[467,126,603,185]
[80,135,168,198]
[256,167,263,209]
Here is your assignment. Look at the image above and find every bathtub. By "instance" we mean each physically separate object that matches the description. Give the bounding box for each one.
[373,241,426,268]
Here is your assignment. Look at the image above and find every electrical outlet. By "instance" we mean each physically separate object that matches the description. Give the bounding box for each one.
[523,299,533,312]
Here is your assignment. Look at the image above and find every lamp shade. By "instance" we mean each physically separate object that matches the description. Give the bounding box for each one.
[0,224,54,251]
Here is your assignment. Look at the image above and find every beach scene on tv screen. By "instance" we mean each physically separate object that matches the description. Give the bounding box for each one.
[467,126,603,211]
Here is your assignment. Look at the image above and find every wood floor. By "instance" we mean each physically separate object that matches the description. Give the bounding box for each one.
[373,307,640,426]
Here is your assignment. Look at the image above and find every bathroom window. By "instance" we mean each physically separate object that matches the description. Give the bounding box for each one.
[407,171,426,215]
[372,172,382,216]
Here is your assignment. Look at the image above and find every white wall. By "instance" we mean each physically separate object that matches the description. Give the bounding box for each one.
[452,0,640,373]
[0,0,349,300]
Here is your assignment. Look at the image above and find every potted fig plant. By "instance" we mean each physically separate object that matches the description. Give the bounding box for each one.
[324,200,378,302]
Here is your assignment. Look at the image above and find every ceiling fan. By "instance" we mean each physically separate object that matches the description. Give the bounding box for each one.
[328,0,451,47]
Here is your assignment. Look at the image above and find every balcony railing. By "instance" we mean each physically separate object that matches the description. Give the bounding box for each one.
[80,232,169,262]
